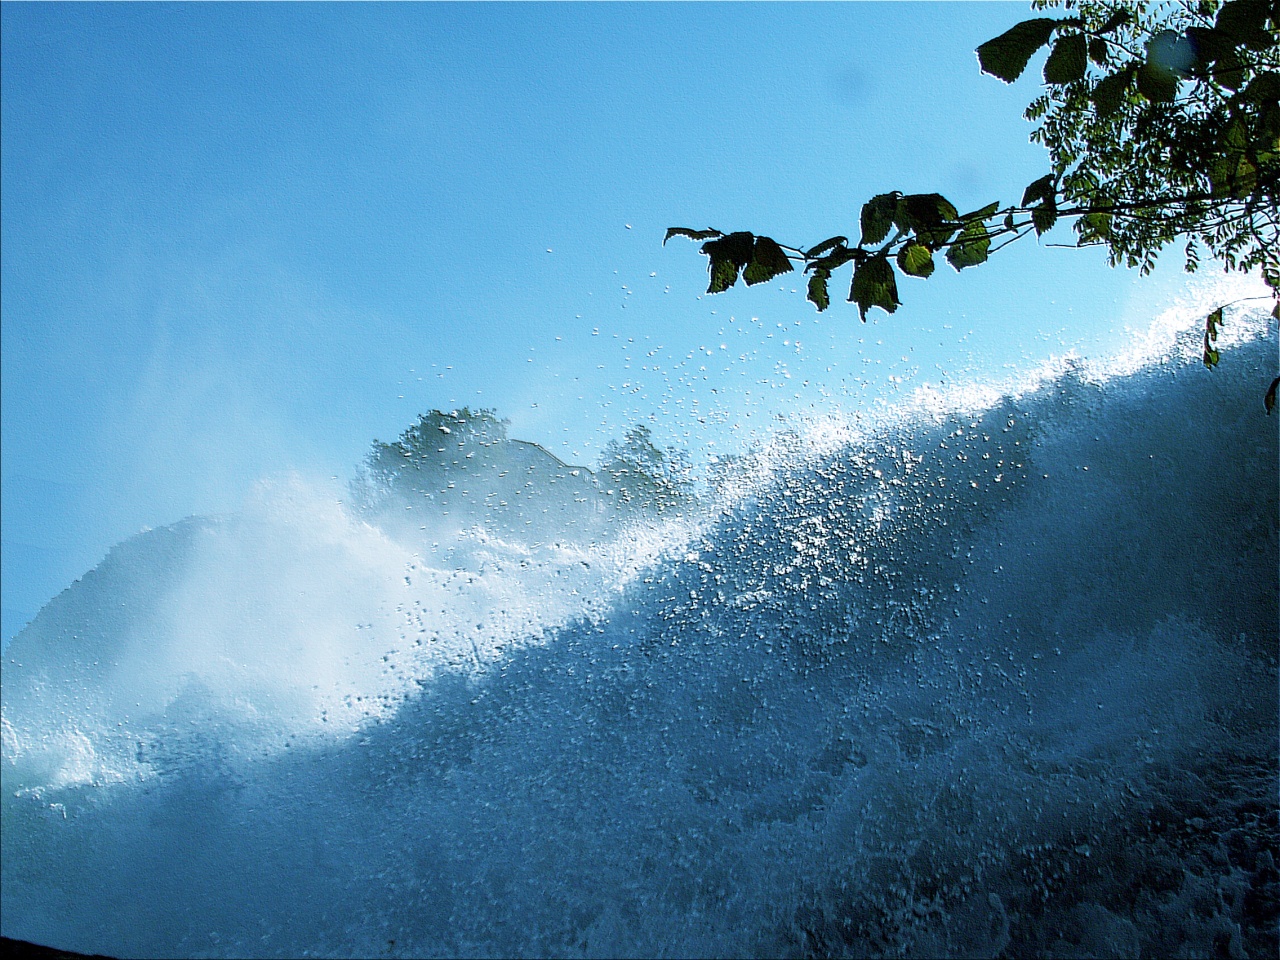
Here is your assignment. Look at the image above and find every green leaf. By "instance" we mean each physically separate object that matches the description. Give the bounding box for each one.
[1063,169,1101,196]
[664,227,722,245]
[1266,376,1280,414]
[1136,62,1178,101]
[897,242,935,278]
[807,268,831,312]
[1136,31,1192,100]
[1211,45,1246,89]
[977,18,1060,83]
[946,219,991,270]
[701,232,754,293]
[1097,9,1132,34]
[1223,116,1249,152]
[960,201,1000,222]
[1215,0,1276,51]
[860,193,901,246]
[1031,200,1059,235]
[903,193,959,223]
[804,236,848,259]
[900,193,960,248]
[849,254,900,321]
[1203,307,1224,368]
[1077,210,1113,243]
[1185,26,1233,68]
[1203,334,1221,368]
[1091,66,1134,116]
[1044,33,1088,84]
[702,232,753,265]
[1240,71,1280,105]
[706,258,738,294]
[1232,156,1259,198]
[1210,156,1237,198]
[743,236,794,286]
[1021,174,1056,207]
[1206,306,1224,340]
[1088,37,1109,66]
[806,245,859,274]
[1209,117,1256,197]
[1264,267,1280,296]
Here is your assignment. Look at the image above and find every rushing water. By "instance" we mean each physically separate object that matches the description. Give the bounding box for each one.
[2,319,1276,959]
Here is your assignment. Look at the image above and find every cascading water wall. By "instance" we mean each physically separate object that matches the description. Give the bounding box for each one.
[2,323,1276,959]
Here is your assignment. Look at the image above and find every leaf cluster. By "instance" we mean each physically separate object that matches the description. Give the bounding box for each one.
[668,189,1048,321]
[1015,0,1278,284]
[666,1,1278,405]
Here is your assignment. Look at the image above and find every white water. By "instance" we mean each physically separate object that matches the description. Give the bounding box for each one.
[2,309,1276,959]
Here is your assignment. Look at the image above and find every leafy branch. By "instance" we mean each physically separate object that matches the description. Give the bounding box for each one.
[666,0,1280,410]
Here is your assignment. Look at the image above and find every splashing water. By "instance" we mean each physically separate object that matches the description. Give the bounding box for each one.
[2,312,1276,959]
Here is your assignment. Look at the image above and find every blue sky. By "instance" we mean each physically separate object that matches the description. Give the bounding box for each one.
[2,2,1201,642]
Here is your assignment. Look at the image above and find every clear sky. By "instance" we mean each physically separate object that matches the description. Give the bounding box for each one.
[1,1,1210,643]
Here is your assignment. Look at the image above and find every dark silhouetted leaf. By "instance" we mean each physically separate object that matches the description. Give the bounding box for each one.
[1137,31,1190,101]
[1231,156,1259,197]
[702,232,754,293]
[849,254,900,321]
[1266,376,1279,414]
[804,236,848,259]
[977,18,1059,83]
[1185,26,1233,68]
[860,193,901,246]
[1098,9,1132,34]
[1241,71,1280,105]
[903,193,959,223]
[1092,66,1134,116]
[897,242,935,278]
[1136,62,1178,100]
[807,246,860,275]
[1209,117,1256,197]
[901,193,960,248]
[946,219,991,270]
[706,258,738,294]
[1088,37,1109,65]
[1215,0,1275,51]
[702,232,753,266]
[961,201,1000,222]
[807,268,831,312]
[743,236,794,285]
[1021,174,1056,207]
[1223,116,1249,151]
[664,227,722,245]
[1044,33,1088,84]
[1031,200,1059,235]
[1210,155,1237,198]
[1212,45,1246,88]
